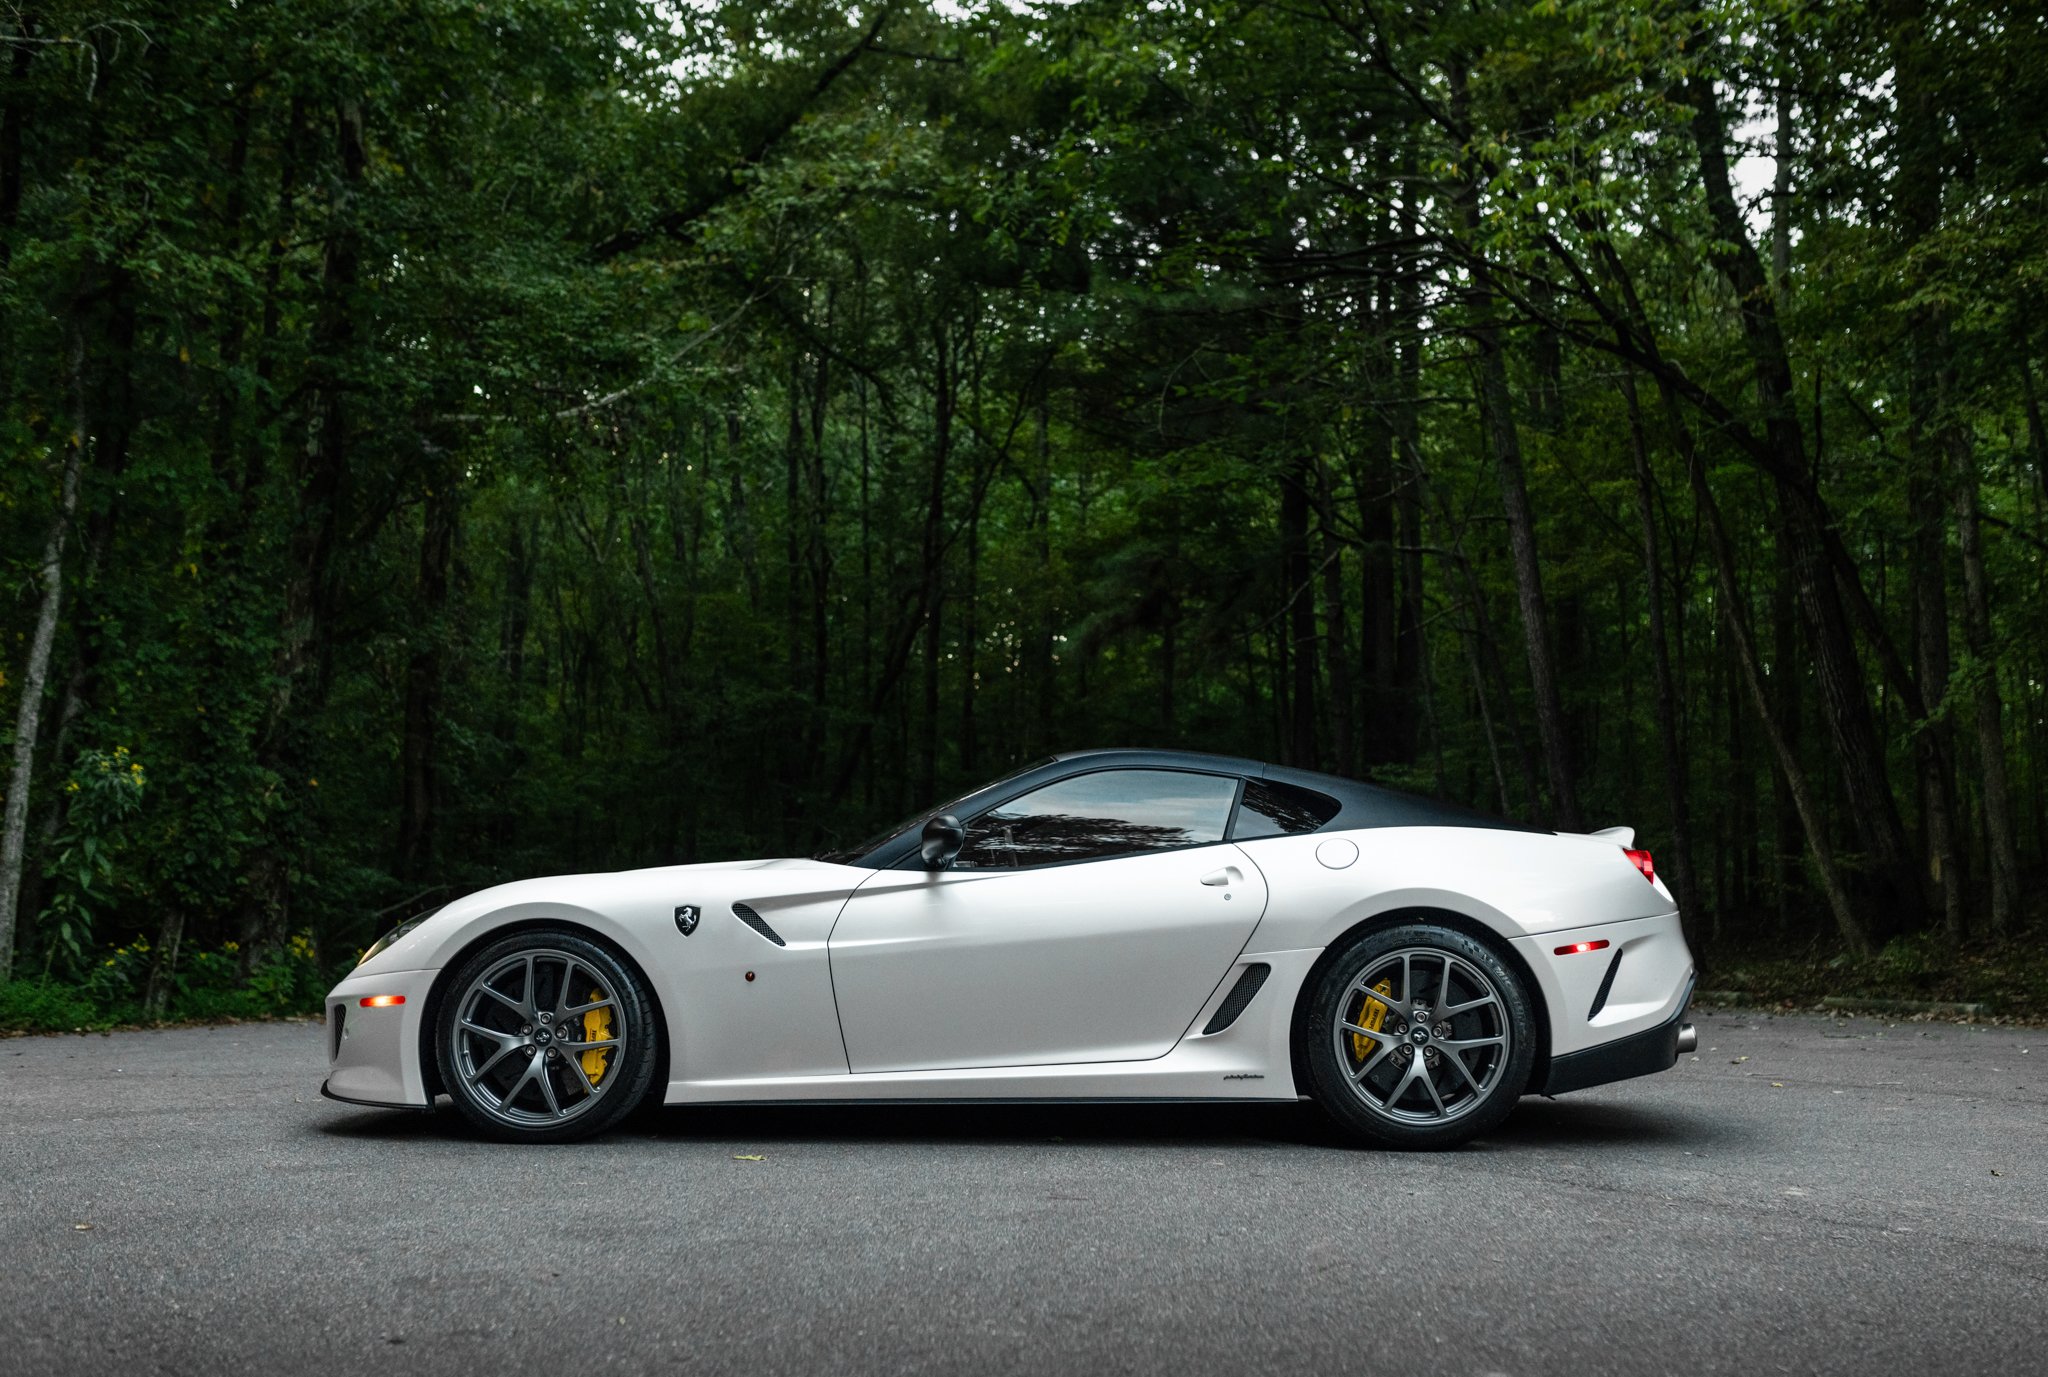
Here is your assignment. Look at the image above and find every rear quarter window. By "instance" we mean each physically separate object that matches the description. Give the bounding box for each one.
[1231,778,1341,839]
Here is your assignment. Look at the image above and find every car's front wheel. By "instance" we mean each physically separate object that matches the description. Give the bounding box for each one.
[434,929,660,1143]
[1301,923,1536,1149]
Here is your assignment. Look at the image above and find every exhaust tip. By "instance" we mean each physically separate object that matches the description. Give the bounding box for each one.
[1675,1023,1698,1055]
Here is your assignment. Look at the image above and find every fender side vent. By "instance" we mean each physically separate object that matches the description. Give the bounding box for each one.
[732,902,786,948]
[1203,963,1271,1035]
[1587,947,1624,1020]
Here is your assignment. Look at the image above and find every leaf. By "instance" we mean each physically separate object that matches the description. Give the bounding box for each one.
[732,1154,765,1161]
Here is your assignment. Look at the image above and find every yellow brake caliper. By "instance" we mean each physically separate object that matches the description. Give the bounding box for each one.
[1351,978,1394,1062]
[581,989,612,1086]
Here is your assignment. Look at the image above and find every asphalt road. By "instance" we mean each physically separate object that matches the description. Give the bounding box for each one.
[2,1009,2043,1376]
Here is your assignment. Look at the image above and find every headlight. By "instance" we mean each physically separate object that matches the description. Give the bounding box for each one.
[356,910,438,968]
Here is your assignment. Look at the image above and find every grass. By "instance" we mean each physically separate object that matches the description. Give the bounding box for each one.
[1697,927,2048,1023]
[0,978,328,1035]
[0,931,330,1035]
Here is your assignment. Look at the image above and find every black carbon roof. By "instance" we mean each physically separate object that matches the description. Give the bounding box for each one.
[827,746,1541,868]
[1049,748,1540,834]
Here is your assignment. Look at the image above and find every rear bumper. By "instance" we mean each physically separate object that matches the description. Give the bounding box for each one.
[1540,979,1695,1096]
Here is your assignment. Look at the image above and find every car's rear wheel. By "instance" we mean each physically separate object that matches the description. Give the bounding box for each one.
[435,929,660,1143]
[1301,923,1536,1149]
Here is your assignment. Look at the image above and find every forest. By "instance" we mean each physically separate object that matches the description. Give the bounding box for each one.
[2,0,2045,1028]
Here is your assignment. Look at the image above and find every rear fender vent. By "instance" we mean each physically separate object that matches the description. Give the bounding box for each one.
[1587,946,1624,1020]
[1202,963,1271,1035]
[732,902,787,948]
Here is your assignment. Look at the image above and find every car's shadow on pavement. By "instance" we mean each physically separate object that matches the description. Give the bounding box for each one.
[314,1093,1724,1154]
[1482,1096,1726,1150]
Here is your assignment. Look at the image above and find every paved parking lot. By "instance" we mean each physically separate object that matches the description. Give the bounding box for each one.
[2,1008,2043,1374]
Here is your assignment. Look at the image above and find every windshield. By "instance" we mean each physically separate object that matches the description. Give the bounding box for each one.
[814,757,1057,864]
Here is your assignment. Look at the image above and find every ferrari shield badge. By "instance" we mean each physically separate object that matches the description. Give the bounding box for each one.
[674,904,701,936]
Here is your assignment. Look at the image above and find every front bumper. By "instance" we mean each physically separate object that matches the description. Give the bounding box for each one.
[1540,979,1696,1095]
[322,967,439,1108]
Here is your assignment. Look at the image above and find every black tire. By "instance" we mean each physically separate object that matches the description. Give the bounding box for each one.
[1301,923,1537,1150]
[434,928,661,1144]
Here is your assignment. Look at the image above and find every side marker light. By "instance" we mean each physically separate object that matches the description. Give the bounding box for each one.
[359,994,406,1008]
[1554,940,1611,956]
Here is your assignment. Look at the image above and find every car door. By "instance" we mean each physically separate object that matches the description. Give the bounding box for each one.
[827,768,1269,1073]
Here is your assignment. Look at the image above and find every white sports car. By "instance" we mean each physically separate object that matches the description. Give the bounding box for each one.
[323,749,1696,1148]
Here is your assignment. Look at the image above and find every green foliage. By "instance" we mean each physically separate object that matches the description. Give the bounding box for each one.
[0,931,326,1032]
[0,978,102,1033]
[1,0,2044,1019]
[35,747,147,976]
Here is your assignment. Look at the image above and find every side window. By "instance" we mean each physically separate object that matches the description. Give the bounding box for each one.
[1231,778,1341,840]
[955,769,1239,869]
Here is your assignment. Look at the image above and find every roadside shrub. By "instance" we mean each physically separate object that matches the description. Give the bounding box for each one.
[0,979,106,1033]
[2,931,327,1032]
[36,746,148,979]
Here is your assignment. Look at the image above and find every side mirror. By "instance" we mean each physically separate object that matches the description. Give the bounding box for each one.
[920,814,966,870]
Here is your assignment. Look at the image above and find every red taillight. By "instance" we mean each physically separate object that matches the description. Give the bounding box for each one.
[359,994,405,1008]
[1554,939,1611,956]
[1624,848,1655,884]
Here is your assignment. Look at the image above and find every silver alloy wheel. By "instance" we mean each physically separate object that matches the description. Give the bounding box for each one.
[450,948,624,1128]
[1331,946,1510,1124]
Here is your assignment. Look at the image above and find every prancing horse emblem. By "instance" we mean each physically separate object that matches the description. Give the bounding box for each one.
[674,905,701,936]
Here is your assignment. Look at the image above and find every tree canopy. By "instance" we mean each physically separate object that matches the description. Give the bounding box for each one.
[3,0,2045,1013]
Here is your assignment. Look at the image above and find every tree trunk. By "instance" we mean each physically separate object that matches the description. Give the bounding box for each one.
[1662,381,1869,955]
[1909,466,1964,937]
[1950,430,2022,935]
[1392,172,1428,766]
[1685,73,1923,931]
[1028,385,1056,755]
[858,375,877,806]
[1771,68,1793,295]
[17,275,133,943]
[961,501,980,773]
[1450,62,1580,830]
[1317,457,1354,774]
[0,328,86,982]
[1281,452,1317,767]
[1456,605,1514,817]
[1618,365,1699,923]
[0,18,33,270]
[141,910,185,1020]
[1471,341,1581,830]
[1356,405,1398,769]
[918,323,952,804]
[397,471,461,881]
[1893,0,1964,937]
[239,97,367,963]
[1771,504,1804,929]
[808,328,831,780]
[784,346,804,699]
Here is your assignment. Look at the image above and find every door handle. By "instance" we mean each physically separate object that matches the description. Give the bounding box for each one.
[1200,866,1242,887]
